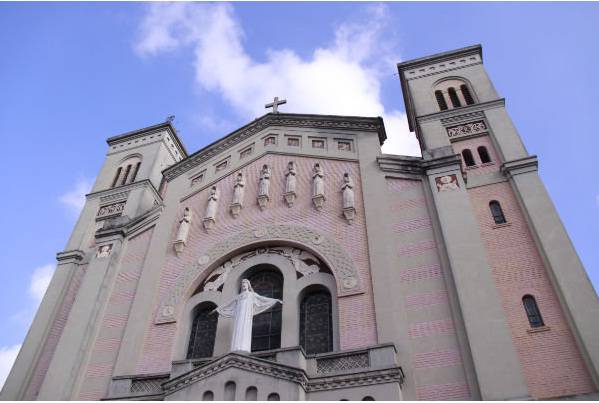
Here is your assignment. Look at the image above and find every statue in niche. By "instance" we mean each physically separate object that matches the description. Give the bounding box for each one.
[214,279,282,352]
[312,163,325,210]
[230,172,245,217]
[257,164,271,210]
[203,186,220,230]
[174,207,193,253]
[341,173,356,224]
[284,161,297,207]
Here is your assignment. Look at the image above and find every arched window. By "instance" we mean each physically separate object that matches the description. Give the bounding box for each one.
[120,164,132,186]
[489,201,507,224]
[247,269,283,352]
[202,391,214,401]
[130,161,141,183]
[245,387,258,401]
[224,381,236,401]
[267,393,280,401]
[478,146,491,163]
[462,149,476,167]
[111,167,122,188]
[522,295,544,328]
[461,84,475,105]
[362,397,375,401]
[435,90,448,111]
[448,87,461,108]
[187,302,218,359]
[300,288,333,354]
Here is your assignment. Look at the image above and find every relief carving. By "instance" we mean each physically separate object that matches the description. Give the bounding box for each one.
[435,175,460,192]
[446,120,487,139]
[96,202,125,220]
[155,225,363,324]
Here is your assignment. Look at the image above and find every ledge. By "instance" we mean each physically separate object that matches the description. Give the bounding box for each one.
[527,326,551,334]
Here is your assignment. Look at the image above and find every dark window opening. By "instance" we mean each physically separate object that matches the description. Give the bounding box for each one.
[461,84,475,105]
[478,146,491,164]
[489,200,507,224]
[187,303,218,359]
[247,269,283,352]
[130,162,141,183]
[111,167,122,188]
[448,87,461,108]
[435,90,448,111]
[523,295,544,328]
[120,164,132,186]
[300,288,333,354]
[462,149,476,167]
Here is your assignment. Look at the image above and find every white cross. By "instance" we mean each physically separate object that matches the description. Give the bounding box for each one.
[265,97,287,113]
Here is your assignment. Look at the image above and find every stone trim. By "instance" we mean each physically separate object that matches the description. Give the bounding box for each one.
[163,113,386,182]
[106,121,188,158]
[501,156,539,178]
[417,99,505,124]
[56,250,86,264]
[377,155,424,176]
[86,179,162,205]
[155,224,363,324]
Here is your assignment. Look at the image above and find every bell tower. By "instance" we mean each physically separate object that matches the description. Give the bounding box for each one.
[398,45,599,399]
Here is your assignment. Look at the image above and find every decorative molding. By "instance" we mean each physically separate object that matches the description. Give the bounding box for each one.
[402,53,482,81]
[417,99,505,124]
[100,189,130,204]
[446,120,487,140]
[440,111,484,126]
[56,249,85,264]
[162,114,385,182]
[316,352,369,374]
[284,191,296,208]
[155,224,363,324]
[501,156,539,178]
[96,202,125,220]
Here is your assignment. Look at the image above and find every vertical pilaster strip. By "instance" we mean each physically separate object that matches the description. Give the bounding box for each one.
[503,157,599,386]
[425,155,529,400]
[0,250,84,400]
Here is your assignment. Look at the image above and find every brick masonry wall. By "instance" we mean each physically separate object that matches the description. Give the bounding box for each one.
[23,264,88,400]
[386,178,471,400]
[135,154,377,374]
[469,180,596,398]
[76,228,154,400]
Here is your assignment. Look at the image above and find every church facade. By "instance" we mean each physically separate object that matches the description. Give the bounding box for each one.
[2,45,599,401]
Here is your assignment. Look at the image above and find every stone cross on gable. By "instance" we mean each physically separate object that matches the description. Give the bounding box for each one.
[265,97,287,113]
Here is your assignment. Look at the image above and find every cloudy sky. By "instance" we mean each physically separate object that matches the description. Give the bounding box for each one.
[1,2,598,388]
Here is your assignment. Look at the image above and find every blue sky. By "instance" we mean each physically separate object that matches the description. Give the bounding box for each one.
[1,2,598,387]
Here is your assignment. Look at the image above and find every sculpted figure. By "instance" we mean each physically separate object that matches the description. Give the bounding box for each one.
[258,164,271,197]
[214,279,282,352]
[312,163,324,197]
[232,172,245,205]
[341,173,355,209]
[175,207,192,243]
[285,161,297,193]
[283,248,320,277]
[205,186,220,219]
[204,261,233,292]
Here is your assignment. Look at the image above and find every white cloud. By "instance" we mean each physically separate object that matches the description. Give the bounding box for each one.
[59,178,93,217]
[135,3,421,156]
[29,264,55,304]
[0,344,21,390]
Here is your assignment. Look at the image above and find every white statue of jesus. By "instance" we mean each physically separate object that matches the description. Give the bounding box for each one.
[215,279,282,352]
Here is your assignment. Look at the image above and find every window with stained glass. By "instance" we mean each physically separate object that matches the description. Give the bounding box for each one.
[187,303,218,359]
[300,288,333,354]
[247,269,283,352]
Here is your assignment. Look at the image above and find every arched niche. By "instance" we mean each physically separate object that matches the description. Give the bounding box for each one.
[155,225,362,325]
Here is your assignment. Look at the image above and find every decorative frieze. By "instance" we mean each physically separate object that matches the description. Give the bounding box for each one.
[446,120,487,140]
[96,202,125,220]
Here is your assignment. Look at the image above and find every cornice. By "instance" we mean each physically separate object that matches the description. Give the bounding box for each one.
[501,155,539,178]
[397,44,482,73]
[417,98,505,125]
[163,352,403,396]
[87,180,162,205]
[106,121,188,158]
[56,249,85,265]
[421,154,462,173]
[163,113,386,182]
[377,155,424,176]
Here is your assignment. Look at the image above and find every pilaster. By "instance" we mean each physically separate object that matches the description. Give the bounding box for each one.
[37,232,125,399]
[0,250,85,400]
[503,157,599,386]
[424,154,529,400]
